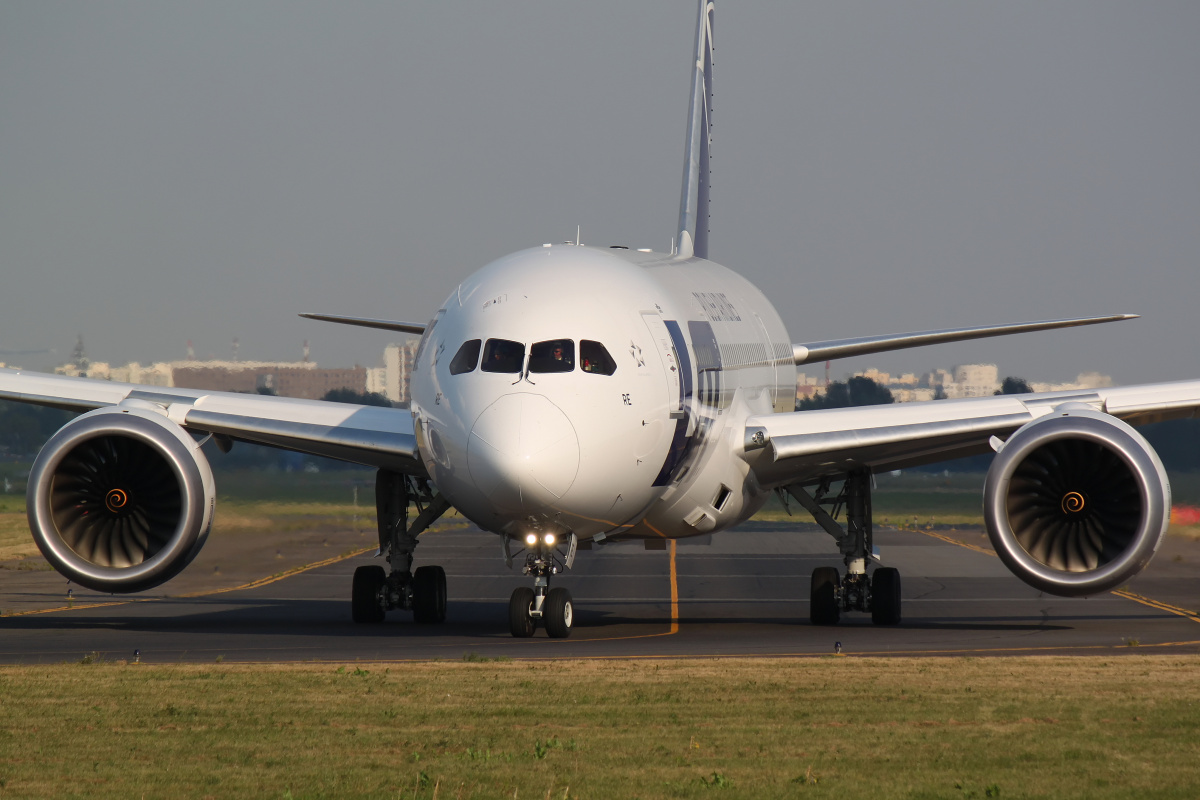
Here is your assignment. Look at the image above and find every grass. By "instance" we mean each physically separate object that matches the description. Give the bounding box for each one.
[0,656,1198,798]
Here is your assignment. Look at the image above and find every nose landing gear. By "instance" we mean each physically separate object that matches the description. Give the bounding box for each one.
[506,532,577,638]
[351,470,450,625]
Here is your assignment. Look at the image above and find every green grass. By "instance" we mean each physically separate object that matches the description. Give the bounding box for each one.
[0,657,1198,798]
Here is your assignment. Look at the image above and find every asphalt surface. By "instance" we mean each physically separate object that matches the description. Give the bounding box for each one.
[2,522,1198,664]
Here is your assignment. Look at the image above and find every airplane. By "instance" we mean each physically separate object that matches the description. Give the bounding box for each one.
[1,0,1197,638]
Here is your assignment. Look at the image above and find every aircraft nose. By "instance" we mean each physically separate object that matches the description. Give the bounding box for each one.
[467,393,580,514]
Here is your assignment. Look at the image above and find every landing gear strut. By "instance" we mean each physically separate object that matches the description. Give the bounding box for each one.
[784,468,902,626]
[506,532,577,638]
[351,470,450,624]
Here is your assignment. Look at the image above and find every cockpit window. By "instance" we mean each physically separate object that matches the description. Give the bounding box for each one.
[449,339,481,375]
[414,309,445,369]
[480,338,525,373]
[528,339,574,373]
[580,340,617,375]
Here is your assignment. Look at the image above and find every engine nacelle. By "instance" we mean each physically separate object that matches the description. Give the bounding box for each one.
[984,405,1169,597]
[27,405,216,593]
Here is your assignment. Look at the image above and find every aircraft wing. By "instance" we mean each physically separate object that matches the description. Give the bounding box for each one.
[742,379,1200,487]
[0,368,422,474]
[791,314,1136,365]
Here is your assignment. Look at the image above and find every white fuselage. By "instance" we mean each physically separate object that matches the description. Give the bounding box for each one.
[409,245,795,542]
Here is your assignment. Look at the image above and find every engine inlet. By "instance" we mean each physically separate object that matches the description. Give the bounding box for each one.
[50,436,182,568]
[984,409,1169,597]
[1006,439,1140,572]
[28,406,216,593]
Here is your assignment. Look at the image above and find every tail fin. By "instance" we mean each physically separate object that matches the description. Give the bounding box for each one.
[676,0,715,260]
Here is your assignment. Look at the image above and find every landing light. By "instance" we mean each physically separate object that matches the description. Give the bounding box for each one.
[524,533,538,547]
[543,533,557,547]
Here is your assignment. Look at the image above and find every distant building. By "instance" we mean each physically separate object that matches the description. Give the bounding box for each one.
[1030,372,1115,394]
[171,362,367,400]
[109,362,173,386]
[859,367,891,385]
[383,341,420,405]
[890,387,936,403]
[366,367,387,397]
[54,358,371,401]
[815,362,1114,404]
[945,364,1000,398]
[795,371,824,403]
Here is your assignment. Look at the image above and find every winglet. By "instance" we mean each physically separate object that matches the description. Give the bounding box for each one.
[676,0,715,260]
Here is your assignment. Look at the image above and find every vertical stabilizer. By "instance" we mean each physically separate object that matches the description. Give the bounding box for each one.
[676,0,715,260]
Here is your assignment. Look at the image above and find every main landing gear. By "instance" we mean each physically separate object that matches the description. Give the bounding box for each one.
[505,531,578,639]
[783,468,902,627]
[352,470,450,625]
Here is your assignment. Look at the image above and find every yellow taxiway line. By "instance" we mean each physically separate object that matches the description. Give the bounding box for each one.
[3,547,375,618]
[912,527,1200,626]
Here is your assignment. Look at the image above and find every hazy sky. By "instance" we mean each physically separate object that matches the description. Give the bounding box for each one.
[2,2,1197,386]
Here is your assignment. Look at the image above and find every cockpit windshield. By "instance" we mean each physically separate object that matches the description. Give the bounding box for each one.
[480,338,525,373]
[461,338,614,376]
[449,339,481,375]
[528,339,574,373]
[580,340,617,375]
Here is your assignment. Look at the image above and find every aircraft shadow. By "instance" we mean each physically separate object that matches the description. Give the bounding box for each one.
[2,599,1170,639]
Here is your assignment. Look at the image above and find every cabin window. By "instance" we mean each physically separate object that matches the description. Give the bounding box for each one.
[480,338,525,373]
[449,340,482,375]
[580,340,617,375]
[528,339,574,373]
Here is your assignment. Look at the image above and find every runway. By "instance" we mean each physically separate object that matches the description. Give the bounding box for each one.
[2,521,1198,664]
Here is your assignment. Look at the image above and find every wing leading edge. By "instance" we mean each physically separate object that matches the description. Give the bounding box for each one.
[791,314,1136,366]
[299,313,427,335]
[743,379,1200,487]
[0,368,422,474]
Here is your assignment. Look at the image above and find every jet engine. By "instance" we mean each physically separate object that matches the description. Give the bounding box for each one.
[983,405,1169,597]
[27,405,216,593]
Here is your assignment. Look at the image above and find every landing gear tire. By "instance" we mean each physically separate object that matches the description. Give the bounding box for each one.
[352,565,387,623]
[413,565,447,624]
[870,567,902,626]
[509,586,536,638]
[544,587,574,639]
[810,566,840,626]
